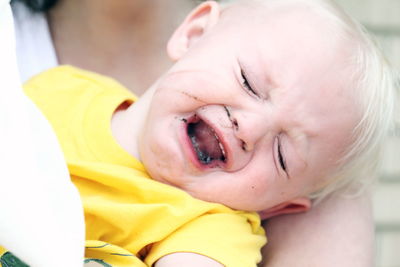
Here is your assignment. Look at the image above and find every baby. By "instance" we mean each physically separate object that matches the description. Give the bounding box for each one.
[15,0,397,266]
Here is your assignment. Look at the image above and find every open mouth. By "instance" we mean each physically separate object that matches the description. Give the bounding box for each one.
[186,116,227,165]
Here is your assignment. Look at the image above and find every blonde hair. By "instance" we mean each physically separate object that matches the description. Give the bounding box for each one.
[220,0,399,202]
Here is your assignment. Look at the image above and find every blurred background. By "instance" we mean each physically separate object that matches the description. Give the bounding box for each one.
[334,0,400,266]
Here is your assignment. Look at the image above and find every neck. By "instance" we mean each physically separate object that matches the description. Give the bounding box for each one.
[111,85,156,159]
[47,0,195,95]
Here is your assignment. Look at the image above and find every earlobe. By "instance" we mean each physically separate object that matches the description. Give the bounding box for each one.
[258,197,312,220]
[167,1,220,61]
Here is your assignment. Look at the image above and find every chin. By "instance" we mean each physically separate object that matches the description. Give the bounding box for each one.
[141,142,185,186]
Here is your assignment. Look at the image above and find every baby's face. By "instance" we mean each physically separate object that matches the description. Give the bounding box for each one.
[138,2,359,212]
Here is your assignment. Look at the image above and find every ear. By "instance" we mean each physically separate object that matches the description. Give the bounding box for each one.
[258,197,312,220]
[167,1,220,61]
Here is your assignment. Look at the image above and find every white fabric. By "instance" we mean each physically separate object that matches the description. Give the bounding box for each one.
[0,1,85,266]
[12,1,58,82]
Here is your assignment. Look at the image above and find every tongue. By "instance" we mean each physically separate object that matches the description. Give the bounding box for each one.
[189,120,223,163]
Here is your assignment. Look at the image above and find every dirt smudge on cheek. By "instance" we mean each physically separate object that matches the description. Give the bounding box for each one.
[179,91,207,104]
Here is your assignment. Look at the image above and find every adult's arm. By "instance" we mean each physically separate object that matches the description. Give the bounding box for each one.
[0,1,85,265]
[260,191,374,267]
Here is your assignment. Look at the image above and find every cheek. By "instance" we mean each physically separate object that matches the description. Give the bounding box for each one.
[139,120,183,184]
[233,168,272,203]
[141,138,185,186]
[238,163,295,209]
[246,174,269,196]
[153,80,204,113]
[242,154,276,193]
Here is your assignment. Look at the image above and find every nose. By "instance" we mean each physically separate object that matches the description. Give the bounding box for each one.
[229,108,275,151]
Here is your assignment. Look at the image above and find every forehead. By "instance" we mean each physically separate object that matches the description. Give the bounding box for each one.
[215,1,356,102]
[211,2,352,82]
[218,1,346,57]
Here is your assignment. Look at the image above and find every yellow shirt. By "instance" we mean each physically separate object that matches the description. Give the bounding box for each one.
[23,66,266,267]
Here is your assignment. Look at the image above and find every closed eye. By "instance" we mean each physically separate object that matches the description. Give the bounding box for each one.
[241,69,259,97]
[276,135,288,176]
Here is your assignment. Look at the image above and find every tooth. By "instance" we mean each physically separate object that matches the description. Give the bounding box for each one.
[214,132,226,158]
[218,140,225,157]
